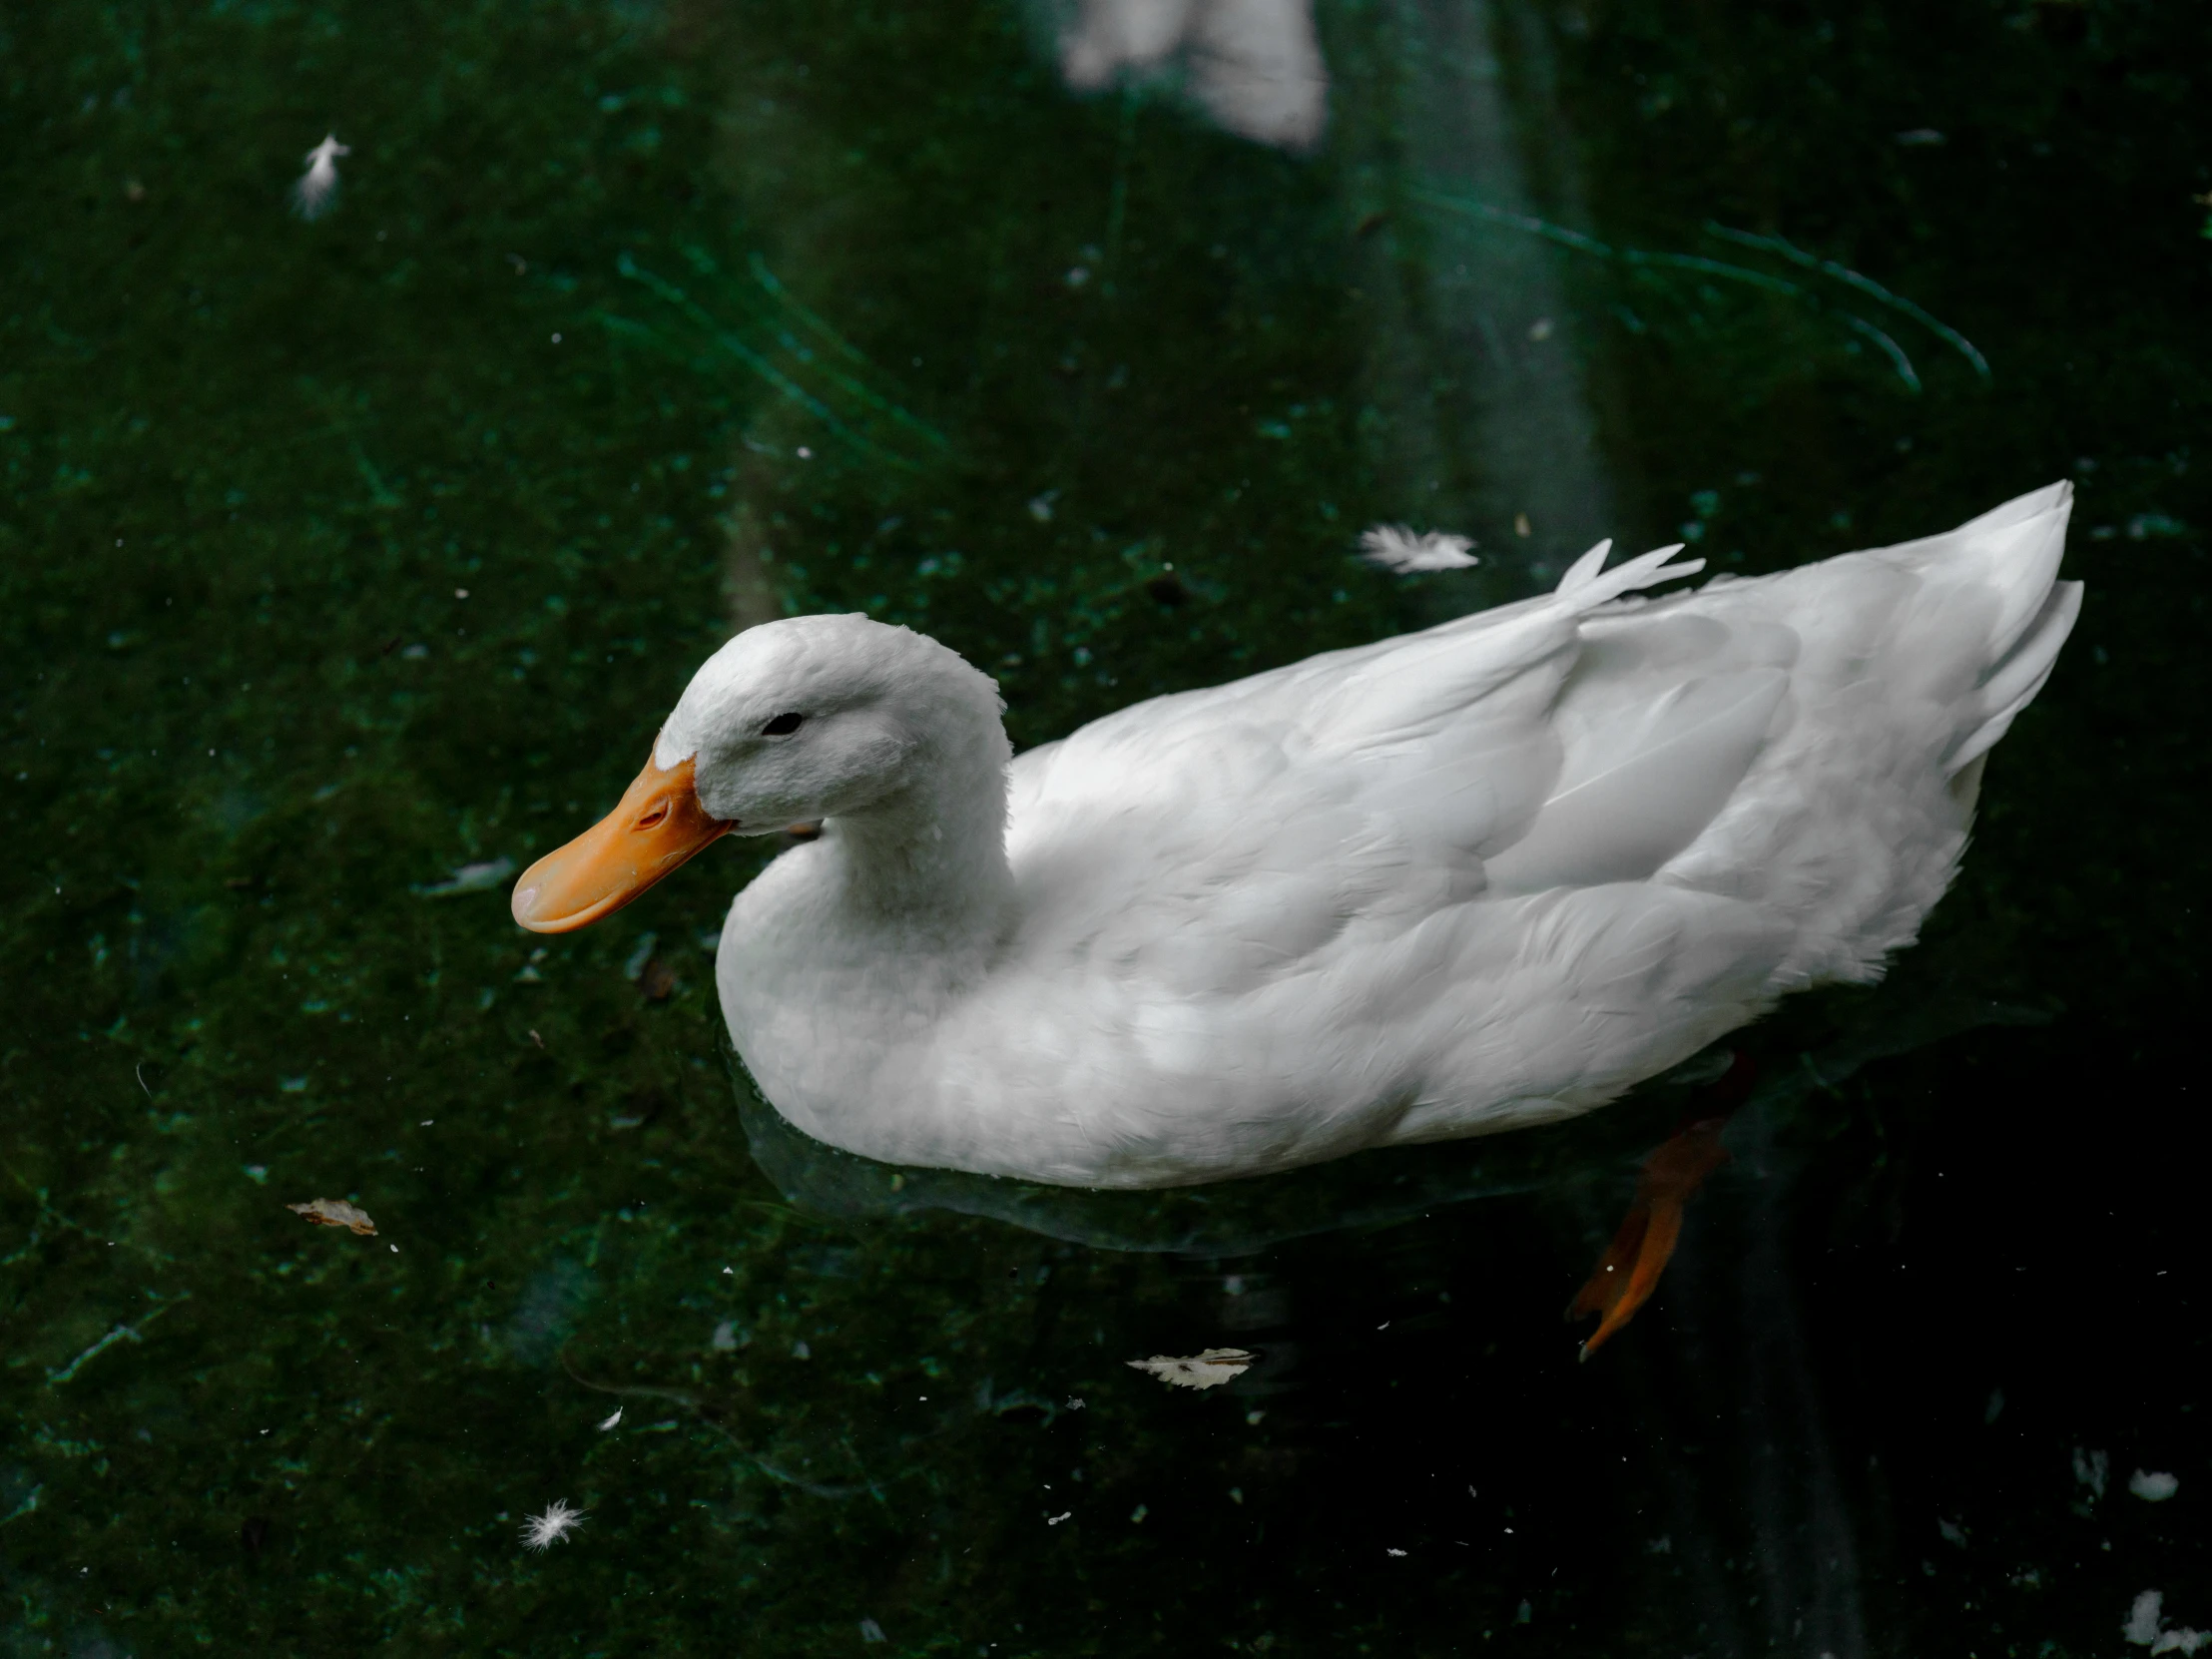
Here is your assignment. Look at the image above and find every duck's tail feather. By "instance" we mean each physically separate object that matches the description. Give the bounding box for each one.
[1555,539,1614,593]
[1947,576,2083,776]
[1858,479,2079,779]
[1950,478,2073,540]
[1555,541,1706,611]
[1969,484,2074,663]
[1868,480,2079,776]
[1879,479,2075,659]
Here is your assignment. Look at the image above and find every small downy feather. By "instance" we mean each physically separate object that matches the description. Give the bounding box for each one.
[519,1498,588,1550]
[1360,525,1478,573]
[291,134,349,222]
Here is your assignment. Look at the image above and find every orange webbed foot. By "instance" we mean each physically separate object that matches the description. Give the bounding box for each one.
[1568,1054,1753,1361]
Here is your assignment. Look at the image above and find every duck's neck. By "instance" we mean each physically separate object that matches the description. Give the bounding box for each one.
[821,760,1015,949]
[723,754,1013,1166]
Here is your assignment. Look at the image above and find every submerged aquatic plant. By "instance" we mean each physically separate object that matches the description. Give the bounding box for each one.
[1410,188,1989,395]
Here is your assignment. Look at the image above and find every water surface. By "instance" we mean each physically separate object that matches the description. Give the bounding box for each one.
[3,1,2207,1653]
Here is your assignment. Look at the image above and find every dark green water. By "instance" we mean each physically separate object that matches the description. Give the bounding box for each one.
[4,1,2206,1653]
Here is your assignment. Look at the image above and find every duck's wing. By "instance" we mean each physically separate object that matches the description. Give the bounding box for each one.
[1002,543,1730,996]
[964,488,2075,1181]
[1477,607,1798,895]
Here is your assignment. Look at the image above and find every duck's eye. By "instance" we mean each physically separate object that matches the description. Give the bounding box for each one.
[761,712,805,737]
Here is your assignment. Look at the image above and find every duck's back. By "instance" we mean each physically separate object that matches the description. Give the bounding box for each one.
[946,484,2078,1184]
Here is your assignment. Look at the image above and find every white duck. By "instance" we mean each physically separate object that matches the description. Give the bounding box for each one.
[514,484,2079,1196]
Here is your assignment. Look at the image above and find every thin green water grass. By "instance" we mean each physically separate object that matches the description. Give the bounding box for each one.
[602,248,947,470]
[1409,184,1988,395]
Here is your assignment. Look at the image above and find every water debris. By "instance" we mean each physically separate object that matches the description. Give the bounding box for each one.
[2075,1445,2111,1500]
[48,1325,143,1385]
[46,1296,190,1386]
[1360,526,1478,573]
[1046,1511,1072,1525]
[2127,1593,2163,1645]
[1126,1348,1255,1389]
[1386,1547,1407,1557]
[1057,0,1329,151]
[1895,128,1947,146]
[859,1620,886,1644]
[413,856,515,897]
[287,1198,377,1236]
[2126,1590,2209,1654]
[597,1408,623,1431]
[290,134,349,221]
[520,1498,588,1551]
[2129,1469,2180,1502]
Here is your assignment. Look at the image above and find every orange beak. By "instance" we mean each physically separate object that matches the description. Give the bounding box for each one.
[510,750,735,934]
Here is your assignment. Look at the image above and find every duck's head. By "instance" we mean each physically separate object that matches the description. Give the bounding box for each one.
[510,613,1003,933]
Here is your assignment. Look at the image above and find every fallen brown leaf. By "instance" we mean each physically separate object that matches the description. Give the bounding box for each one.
[287,1198,377,1237]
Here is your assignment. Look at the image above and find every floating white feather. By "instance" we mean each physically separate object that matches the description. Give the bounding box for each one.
[291,134,349,222]
[1359,524,1479,573]
[519,1498,587,1550]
